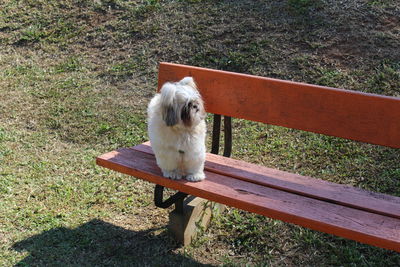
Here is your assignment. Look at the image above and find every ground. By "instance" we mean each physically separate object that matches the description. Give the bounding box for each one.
[0,0,399,266]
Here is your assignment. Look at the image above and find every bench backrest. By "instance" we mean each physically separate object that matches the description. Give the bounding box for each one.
[158,62,400,149]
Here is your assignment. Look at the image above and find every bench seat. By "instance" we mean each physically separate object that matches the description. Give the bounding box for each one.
[96,142,400,252]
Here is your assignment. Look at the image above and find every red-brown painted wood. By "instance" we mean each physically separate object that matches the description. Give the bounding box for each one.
[134,142,400,220]
[158,62,400,148]
[96,148,400,252]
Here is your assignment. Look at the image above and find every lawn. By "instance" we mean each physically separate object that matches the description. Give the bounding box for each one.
[0,0,399,266]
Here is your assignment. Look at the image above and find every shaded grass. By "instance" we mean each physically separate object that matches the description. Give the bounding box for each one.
[11,219,210,266]
[0,0,399,266]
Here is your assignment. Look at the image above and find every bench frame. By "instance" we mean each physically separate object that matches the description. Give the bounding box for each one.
[97,62,400,251]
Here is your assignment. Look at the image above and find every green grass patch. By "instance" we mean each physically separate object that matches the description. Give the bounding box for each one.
[1,0,400,266]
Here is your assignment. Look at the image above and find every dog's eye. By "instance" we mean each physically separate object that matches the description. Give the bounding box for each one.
[192,105,198,109]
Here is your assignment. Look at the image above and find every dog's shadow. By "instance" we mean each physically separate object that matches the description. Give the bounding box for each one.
[12,219,212,266]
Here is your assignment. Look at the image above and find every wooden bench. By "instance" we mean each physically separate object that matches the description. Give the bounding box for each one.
[96,62,400,252]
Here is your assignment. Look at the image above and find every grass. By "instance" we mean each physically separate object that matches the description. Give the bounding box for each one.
[0,0,399,266]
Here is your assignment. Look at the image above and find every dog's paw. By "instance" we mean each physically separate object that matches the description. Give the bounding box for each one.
[162,169,182,180]
[186,172,205,182]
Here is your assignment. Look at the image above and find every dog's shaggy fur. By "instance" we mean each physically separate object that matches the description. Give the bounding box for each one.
[147,77,206,182]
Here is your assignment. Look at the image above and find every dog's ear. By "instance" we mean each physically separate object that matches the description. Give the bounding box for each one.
[160,83,178,126]
[163,104,178,126]
[197,98,206,120]
[181,102,192,127]
[160,83,176,106]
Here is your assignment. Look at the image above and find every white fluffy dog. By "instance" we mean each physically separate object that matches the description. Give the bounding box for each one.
[147,77,206,182]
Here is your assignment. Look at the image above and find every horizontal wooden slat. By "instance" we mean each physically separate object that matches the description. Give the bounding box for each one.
[96,147,400,252]
[134,142,400,220]
[158,62,400,148]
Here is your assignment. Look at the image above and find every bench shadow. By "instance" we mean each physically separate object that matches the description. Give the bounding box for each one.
[12,219,213,266]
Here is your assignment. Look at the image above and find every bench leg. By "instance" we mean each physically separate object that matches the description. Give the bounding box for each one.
[168,196,225,246]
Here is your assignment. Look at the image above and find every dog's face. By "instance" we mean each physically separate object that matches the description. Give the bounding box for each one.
[180,98,204,127]
[160,77,206,128]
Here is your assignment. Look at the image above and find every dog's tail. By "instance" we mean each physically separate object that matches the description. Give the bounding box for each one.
[178,77,197,89]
